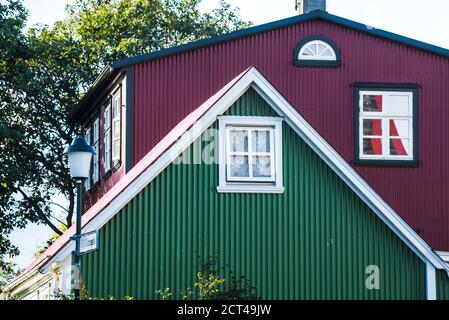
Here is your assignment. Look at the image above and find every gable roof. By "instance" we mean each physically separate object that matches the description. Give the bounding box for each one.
[111,9,449,69]
[25,68,252,275]
[70,9,449,123]
[34,67,449,283]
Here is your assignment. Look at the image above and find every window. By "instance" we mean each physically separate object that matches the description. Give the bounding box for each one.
[112,88,121,167]
[218,116,284,193]
[104,100,112,173]
[84,116,100,191]
[354,85,419,165]
[298,40,336,61]
[293,36,340,67]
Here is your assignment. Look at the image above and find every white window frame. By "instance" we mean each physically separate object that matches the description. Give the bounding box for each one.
[111,89,121,166]
[92,116,100,184]
[358,90,414,161]
[298,40,337,61]
[218,116,284,193]
[104,101,112,173]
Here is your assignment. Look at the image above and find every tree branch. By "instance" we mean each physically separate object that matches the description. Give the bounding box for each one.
[17,188,63,236]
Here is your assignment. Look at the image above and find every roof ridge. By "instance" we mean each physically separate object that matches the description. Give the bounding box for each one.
[111,9,449,70]
[71,9,449,124]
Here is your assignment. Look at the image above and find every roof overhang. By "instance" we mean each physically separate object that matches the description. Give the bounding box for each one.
[68,66,124,125]
[2,258,49,294]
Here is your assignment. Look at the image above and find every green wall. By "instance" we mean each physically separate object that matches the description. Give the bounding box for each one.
[82,88,427,300]
[437,269,449,300]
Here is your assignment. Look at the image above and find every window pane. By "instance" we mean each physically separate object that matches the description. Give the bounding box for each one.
[252,130,271,152]
[363,119,382,136]
[390,139,409,156]
[104,131,111,171]
[388,94,410,115]
[321,48,332,56]
[113,120,120,138]
[93,144,99,183]
[113,140,120,160]
[363,138,382,155]
[93,118,100,142]
[230,130,248,152]
[303,47,314,56]
[230,155,249,177]
[363,95,383,112]
[317,44,326,54]
[252,156,272,178]
[113,95,120,118]
[389,119,409,137]
[104,106,111,130]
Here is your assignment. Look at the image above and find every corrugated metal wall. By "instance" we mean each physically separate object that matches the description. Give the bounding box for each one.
[82,89,426,300]
[437,269,449,300]
[133,19,449,251]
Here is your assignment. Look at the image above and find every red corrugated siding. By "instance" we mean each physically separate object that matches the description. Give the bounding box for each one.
[132,19,449,251]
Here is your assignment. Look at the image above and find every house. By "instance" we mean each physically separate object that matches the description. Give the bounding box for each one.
[0,259,67,300]
[15,1,449,299]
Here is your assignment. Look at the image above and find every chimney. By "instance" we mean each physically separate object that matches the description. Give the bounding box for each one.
[296,0,326,14]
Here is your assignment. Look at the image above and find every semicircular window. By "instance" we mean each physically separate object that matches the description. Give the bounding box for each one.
[293,36,341,68]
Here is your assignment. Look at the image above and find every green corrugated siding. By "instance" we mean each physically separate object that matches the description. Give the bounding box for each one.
[82,88,427,300]
[437,269,449,300]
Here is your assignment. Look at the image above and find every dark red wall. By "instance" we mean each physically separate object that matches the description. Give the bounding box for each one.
[132,19,449,251]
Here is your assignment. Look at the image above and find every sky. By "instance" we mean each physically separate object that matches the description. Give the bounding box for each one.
[11,0,449,269]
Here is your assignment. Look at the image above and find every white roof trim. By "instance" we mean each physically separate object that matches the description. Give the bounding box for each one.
[2,258,48,293]
[41,67,449,275]
[437,251,449,263]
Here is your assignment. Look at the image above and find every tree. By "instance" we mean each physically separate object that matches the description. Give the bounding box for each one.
[0,261,20,292]
[0,0,33,269]
[0,0,251,269]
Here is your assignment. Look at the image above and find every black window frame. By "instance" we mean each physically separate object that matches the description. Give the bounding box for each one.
[353,83,420,167]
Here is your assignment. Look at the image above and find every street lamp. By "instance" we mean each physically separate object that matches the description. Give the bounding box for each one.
[64,136,96,300]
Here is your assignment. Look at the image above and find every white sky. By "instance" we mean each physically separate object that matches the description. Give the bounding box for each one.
[12,0,449,269]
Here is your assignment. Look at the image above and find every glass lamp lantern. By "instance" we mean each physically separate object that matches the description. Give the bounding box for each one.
[64,136,96,180]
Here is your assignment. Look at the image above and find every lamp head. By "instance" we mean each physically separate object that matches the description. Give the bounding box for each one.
[64,136,96,180]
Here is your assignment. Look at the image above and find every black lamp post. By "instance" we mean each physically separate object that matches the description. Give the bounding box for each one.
[64,136,96,300]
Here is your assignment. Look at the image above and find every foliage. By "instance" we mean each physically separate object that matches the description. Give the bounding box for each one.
[156,255,259,300]
[54,283,135,300]
[217,271,259,300]
[155,288,174,300]
[0,262,20,292]
[0,0,251,269]
[0,0,33,270]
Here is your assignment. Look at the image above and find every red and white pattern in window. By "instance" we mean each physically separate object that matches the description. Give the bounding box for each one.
[359,91,413,160]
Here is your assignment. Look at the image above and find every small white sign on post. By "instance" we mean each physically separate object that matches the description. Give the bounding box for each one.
[78,231,99,255]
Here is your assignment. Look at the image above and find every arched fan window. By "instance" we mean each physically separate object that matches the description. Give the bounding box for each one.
[293,36,341,67]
